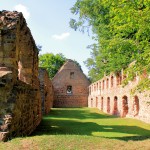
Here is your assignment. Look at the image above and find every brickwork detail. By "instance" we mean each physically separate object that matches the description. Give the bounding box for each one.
[88,71,150,123]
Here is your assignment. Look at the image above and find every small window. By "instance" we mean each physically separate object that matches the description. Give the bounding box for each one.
[70,72,74,79]
[67,85,72,94]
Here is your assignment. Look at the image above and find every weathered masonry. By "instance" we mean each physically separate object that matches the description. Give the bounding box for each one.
[39,68,54,114]
[88,71,150,123]
[0,10,53,141]
[52,60,90,107]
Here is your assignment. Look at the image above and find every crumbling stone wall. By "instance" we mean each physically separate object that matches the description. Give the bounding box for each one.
[52,60,90,107]
[0,10,41,141]
[88,71,150,123]
[39,68,54,114]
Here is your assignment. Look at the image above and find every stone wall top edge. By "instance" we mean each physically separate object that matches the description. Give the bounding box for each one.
[0,10,38,53]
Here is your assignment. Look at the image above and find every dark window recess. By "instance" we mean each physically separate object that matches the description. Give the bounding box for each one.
[67,85,72,94]
[70,72,74,79]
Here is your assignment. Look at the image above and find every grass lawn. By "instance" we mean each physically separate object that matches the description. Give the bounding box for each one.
[0,108,150,150]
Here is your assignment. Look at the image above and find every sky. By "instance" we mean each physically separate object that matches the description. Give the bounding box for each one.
[0,0,95,75]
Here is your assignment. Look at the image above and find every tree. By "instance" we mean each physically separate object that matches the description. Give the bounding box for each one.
[70,0,150,90]
[39,53,66,79]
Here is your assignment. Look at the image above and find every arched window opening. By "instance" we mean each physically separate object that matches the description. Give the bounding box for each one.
[113,96,118,115]
[116,73,121,86]
[67,85,72,94]
[132,95,139,116]
[122,95,128,117]
[107,97,110,113]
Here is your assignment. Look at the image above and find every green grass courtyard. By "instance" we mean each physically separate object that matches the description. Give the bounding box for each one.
[0,108,150,150]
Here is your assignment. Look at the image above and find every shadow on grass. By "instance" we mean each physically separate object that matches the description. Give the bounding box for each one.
[32,108,150,141]
[47,108,117,119]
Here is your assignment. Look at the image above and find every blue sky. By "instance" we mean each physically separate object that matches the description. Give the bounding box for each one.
[0,0,94,75]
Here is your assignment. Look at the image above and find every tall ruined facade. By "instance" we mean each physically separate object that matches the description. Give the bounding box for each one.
[0,11,42,141]
[52,60,90,107]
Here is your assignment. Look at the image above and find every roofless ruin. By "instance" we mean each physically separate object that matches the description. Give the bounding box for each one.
[0,10,149,141]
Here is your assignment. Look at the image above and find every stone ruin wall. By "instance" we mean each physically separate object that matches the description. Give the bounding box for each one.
[0,10,42,141]
[39,68,54,114]
[88,71,150,123]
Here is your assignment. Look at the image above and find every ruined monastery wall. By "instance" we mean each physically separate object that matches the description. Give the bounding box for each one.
[0,10,42,141]
[88,72,150,123]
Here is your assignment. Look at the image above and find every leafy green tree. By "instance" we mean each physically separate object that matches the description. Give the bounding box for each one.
[70,0,150,89]
[39,53,66,79]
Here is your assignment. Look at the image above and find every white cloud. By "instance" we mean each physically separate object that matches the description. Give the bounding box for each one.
[52,32,70,40]
[14,4,30,20]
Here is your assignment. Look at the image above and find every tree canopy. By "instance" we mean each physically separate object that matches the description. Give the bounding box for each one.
[70,0,150,90]
[39,53,66,79]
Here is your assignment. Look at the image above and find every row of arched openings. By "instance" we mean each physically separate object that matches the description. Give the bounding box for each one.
[91,95,139,117]
[89,73,123,94]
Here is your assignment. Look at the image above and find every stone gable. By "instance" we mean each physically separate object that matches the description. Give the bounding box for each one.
[52,60,90,107]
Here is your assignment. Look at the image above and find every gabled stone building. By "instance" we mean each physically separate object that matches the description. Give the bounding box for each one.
[52,60,90,107]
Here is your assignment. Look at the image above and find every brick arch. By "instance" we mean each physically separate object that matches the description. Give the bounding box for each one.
[132,95,139,116]
[116,72,122,86]
[121,95,128,117]
[112,96,118,115]
[107,97,110,113]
